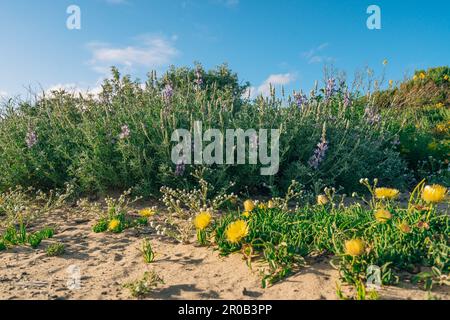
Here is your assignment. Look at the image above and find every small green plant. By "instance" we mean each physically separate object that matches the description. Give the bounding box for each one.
[92,219,108,233]
[46,243,65,257]
[0,240,6,251]
[27,233,43,249]
[141,238,155,263]
[124,271,164,298]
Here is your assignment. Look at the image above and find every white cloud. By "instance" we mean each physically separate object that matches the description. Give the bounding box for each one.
[302,43,335,64]
[87,35,179,75]
[245,73,296,99]
[44,83,102,97]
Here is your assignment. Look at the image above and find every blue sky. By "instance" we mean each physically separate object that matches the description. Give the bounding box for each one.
[0,0,449,98]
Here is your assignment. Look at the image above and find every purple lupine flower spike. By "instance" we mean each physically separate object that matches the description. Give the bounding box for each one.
[325,78,336,101]
[162,83,173,102]
[25,129,38,149]
[308,133,329,170]
[119,125,130,140]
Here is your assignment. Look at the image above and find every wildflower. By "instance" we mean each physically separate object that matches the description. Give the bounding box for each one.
[226,220,249,244]
[375,188,400,200]
[267,200,275,209]
[419,72,426,80]
[294,91,307,108]
[162,83,173,102]
[194,212,212,230]
[364,107,381,125]
[325,78,336,101]
[242,211,251,218]
[436,102,444,108]
[25,129,38,148]
[175,159,186,176]
[344,239,365,257]
[119,125,130,140]
[422,184,447,203]
[374,209,392,223]
[194,69,203,88]
[139,208,156,218]
[428,141,438,151]
[309,126,328,170]
[108,219,121,232]
[343,91,351,108]
[444,75,449,81]
[413,75,418,81]
[417,221,430,230]
[258,203,267,210]
[317,195,329,205]
[244,200,255,212]
[389,79,394,87]
[398,222,411,234]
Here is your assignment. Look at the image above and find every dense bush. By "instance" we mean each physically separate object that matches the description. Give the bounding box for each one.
[0,64,447,197]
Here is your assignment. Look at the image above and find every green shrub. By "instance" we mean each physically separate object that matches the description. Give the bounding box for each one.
[0,64,446,197]
[46,243,65,257]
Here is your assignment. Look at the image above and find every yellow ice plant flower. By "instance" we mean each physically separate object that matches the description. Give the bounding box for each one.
[258,203,268,210]
[436,123,448,134]
[427,141,438,151]
[374,188,400,200]
[344,239,365,257]
[267,200,275,209]
[139,208,156,218]
[226,220,249,244]
[108,219,121,232]
[398,222,411,234]
[422,185,447,203]
[243,200,255,212]
[419,72,426,79]
[194,212,212,230]
[374,209,392,223]
[317,195,329,205]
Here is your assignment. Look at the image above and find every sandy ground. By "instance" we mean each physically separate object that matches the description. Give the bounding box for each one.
[0,210,448,300]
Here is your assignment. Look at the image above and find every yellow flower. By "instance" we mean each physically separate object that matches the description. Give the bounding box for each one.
[139,208,156,218]
[242,211,251,218]
[422,185,447,203]
[344,239,365,257]
[444,75,449,81]
[267,200,275,209]
[419,72,426,79]
[374,188,399,200]
[258,203,268,210]
[389,79,393,87]
[436,123,448,134]
[374,209,392,223]
[243,200,255,212]
[428,141,438,151]
[108,219,121,232]
[226,220,249,244]
[436,102,444,108]
[399,222,411,234]
[194,212,212,230]
[317,195,329,205]
[413,75,418,81]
